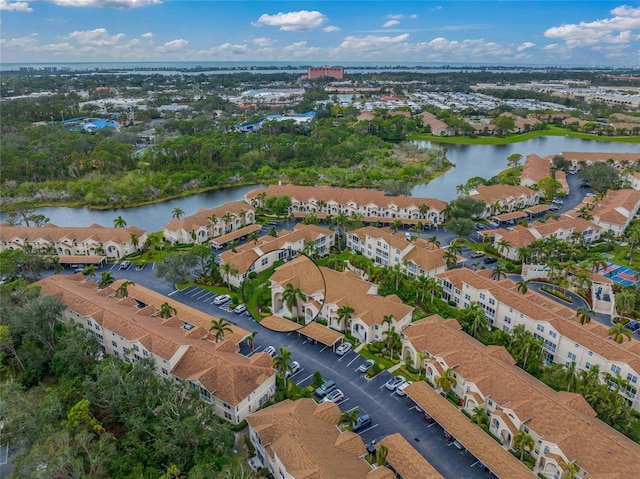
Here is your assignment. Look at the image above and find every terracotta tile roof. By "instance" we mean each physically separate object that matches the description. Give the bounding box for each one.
[0,223,146,245]
[529,216,602,236]
[470,185,538,204]
[247,399,376,479]
[163,201,253,233]
[246,185,447,212]
[57,255,107,264]
[299,321,344,346]
[36,275,273,406]
[591,189,640,226]
[561,152,640,163]
[494,211,528,221]
[260,315,302,332]
[404,382,535,479]
[521,153,551,183]
[350,226,409,251]
[378,433,443,479]
[271,258,414,328]
[366,467,395,479]
[211,224,261,245]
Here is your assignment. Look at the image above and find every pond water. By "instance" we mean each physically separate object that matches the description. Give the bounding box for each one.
[1,137,638,231]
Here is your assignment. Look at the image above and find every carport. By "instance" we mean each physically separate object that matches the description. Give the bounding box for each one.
[525,204,551,218]
[58,255,107,267]
[298,321,344,347]
[493,211,527,225]
[210,224,261,249]
[260,315,302,332]
[405,382,535,479]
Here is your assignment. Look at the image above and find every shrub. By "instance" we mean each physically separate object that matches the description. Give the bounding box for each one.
[368,344,380,354]
[540,285,572,303]
[366,362,385,378]
[248,271,257,280]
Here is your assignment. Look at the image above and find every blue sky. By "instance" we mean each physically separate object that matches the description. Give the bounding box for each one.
[1,1,639,65]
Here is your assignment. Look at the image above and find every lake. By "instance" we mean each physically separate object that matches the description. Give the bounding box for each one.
[1,137,638,231]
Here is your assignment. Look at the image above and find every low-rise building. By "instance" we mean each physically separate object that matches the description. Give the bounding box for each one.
[270,256,414,344]
[561,152,640,171]
[624,170,640,191]
[520,153,551,188]
[436,268,640,412]
[468,185,540,218]
[162,201,255,245]
[347,226,449,276]
[402,315,640,479]
[219,224,335,288]
[246,398,394,479]
[37,274,276,424]
[0,223,146,259]
[589,188,640,236]
[246,185,448,226]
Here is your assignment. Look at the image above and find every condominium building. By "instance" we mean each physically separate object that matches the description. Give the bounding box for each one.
[561,152,640,171]
[246,398,395,479]
[269,256,414,344]
[307,65,344,80]
[162,201,255,245]
[246,185,448,226]
[520,153,551,188]
[0,223,147,260]
[219,224,335,288]
[436,268,640,412]
[589,189,640,236]
[36,274,276,424]
[625,170,640,191]
[468,185,540,218]
[401,314,640,479]
[347,226,450,276]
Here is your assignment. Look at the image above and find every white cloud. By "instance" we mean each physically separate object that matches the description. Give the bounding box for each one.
[283,40,320,57]
[383,20,400,28]
[252,37,274,47]
[432,6,443,11]
[0,0,32,12]
[517,41,535,51]
[410,14,418,19]
[67,28,125,46]
[387,14,403,20]
[159,38,188,51]
[141,32,153,38]
[414,36,510,61]
[253,10,327,31]
[544,5,640,48]
[0,33,38,48]
[323,25,341,32]
[45,0,161,8]
[198,42,249,56]
[338,33,410,53]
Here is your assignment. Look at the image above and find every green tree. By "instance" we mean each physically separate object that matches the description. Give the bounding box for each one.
[82,264,98,279]
[447,218,475,239]
[273,346,293,388]
[516,279,529,295]
[337,304,355,333]
[116,280,135,298]
[156,251,200,285]
[564,361,579,392]
[209,317,233,342]
[447,196,486,219]
[576,307,594,326]
[98,271,116,289]
[537,176,563,199]
[282,282,304,322]
[512,429,535,460]
[460,301,489,339]
[579,162,620,191]
[615,289,637,317]
[608,322,632,343]
[159,302,177,319]
[113,215,127,228]
[471,407,489,429]
[341,408,360,431]
[491,263,507,281]
[435,367,457,393]
[507,153,522,168]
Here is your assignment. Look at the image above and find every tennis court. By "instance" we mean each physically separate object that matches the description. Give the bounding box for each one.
[596,262,640,287]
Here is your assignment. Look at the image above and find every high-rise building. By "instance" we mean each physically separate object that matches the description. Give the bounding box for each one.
[307,65,344,80]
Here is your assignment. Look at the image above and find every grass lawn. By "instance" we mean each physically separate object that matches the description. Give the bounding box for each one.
[359,345,398,370]
[408,126,640,145]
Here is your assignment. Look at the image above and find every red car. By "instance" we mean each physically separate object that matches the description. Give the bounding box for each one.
[424,413,435,423]
[443,430,454,441]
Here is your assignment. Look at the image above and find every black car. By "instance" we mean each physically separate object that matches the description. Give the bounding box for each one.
[483,257,498,265]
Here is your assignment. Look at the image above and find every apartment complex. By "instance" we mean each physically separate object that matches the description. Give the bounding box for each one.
[246,185,448,226]
[588,188,640,236]
[402,315,640,478]
[436,268,640,412]
[560,151,640,171]
[520,153,552,188]
[307,65,344,80]
[0,223,147,259]
[347,226,450,276]
[37,274,276,424]
[625,170,640,190]
[246,398,396,479]
[468,185,540,218]
[219,224,335,288]
[162,200,255,245]
[270,256,414,344]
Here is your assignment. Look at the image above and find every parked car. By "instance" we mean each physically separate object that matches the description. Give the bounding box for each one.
[453,439,465,450]
[624,321,640,331]
[586,193,596,197]
[470,251,484,258]
[263,346,277,357]
[213,294,231,305]
[443,430,454,441]
[366,435,387,455]
[314,380,337,398]
[358,359,375,373]
[353,414,373,433]
[396,381,412,396]
[384,375,406,391]
[579,183,590,188]
[335,342,352,356]
[285,361,300,378]
[483,257,498,265]
[233,303,247,314]
[424,412,435,423]
[323,389,344,403]
[119,260,131,270]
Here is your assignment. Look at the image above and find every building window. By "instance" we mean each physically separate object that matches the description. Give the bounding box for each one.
[504,316,511,324]
[94,324,101,331]
[549,331,557,339]
[143,350,149,357]
[87,319,93,327]
[568,352,576,361]
[585,362,591,369]
[611,365,621,374]
[162,368,168,376]
[133,344,139,352]
[543,446,550,455]
[489,298,495,305]
[479,293,486,300]
[465,294,471,301]
[261,257,269,266]
[111,340,118,348]
[536,324,544,333]
[627,373,638,384]
[224,412,232,420]
[114,351,119,357]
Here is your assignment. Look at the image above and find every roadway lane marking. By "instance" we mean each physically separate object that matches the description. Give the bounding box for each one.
[346,355,359,367]
[189,288,203,297]
[296,373,313,386]
[247,346,263,356]
[337,397,350,406]
[168,289,179,296]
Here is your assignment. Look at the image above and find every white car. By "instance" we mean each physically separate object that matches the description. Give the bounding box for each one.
[335,342,352,356]
[396,381,413,396]
[233,303,247,314]
[285,361,300,378]
[213,294,231,305]
[384,375,406,391]
[263,346,277,357]
[323,389,344,403]
[586,193,596,197]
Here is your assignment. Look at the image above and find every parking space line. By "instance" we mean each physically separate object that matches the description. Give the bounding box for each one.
[189,289,203,297]
[168,289,179,296]
[338,397,350,406]
[200,292,214,301]
[346,406,359,413]
[320,345,328,352]
[346,355,359,367]
[357,424,378,435]
[296,373,313,386]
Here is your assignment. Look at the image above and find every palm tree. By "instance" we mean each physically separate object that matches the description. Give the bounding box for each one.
[576,307,594,326]
[238,209,247,227]
[222,212,233,233]
[471,407,489,429]
[419,203,430,221]
[462,301,489,339]
[317,200,327,214]
[171,207,184,219]
[207,214,219,234]
[159,302,177,319]
[435,367,457,393]
[383,326,401,360]
[491,263,507,281]
[509,325,542,371]
[496,239,511,257]
[425,277,443,303]
[209,317,233,342]
[341,408,360,431]
[564,361,579,392]
[337,304,355,333]
[443,249,458,269]
[220,262,238,291]
[282,282,304,322]
[82,264,97,279]
[273,346,293,388]
[390,219,403,234]
[246,331,258,352]
[516,279,529,295]
[113,215,127,228]
[116,280,135,298]
[130,233,140,251]
[560,461,581,479]
[248,231,259,245]
[608,322,632,343]
[427,235,440,248]
[512,429,535,460]
[615,289,637,317]
[98,271,115,289]
[415,350,427,380]
[456,184,466,195]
